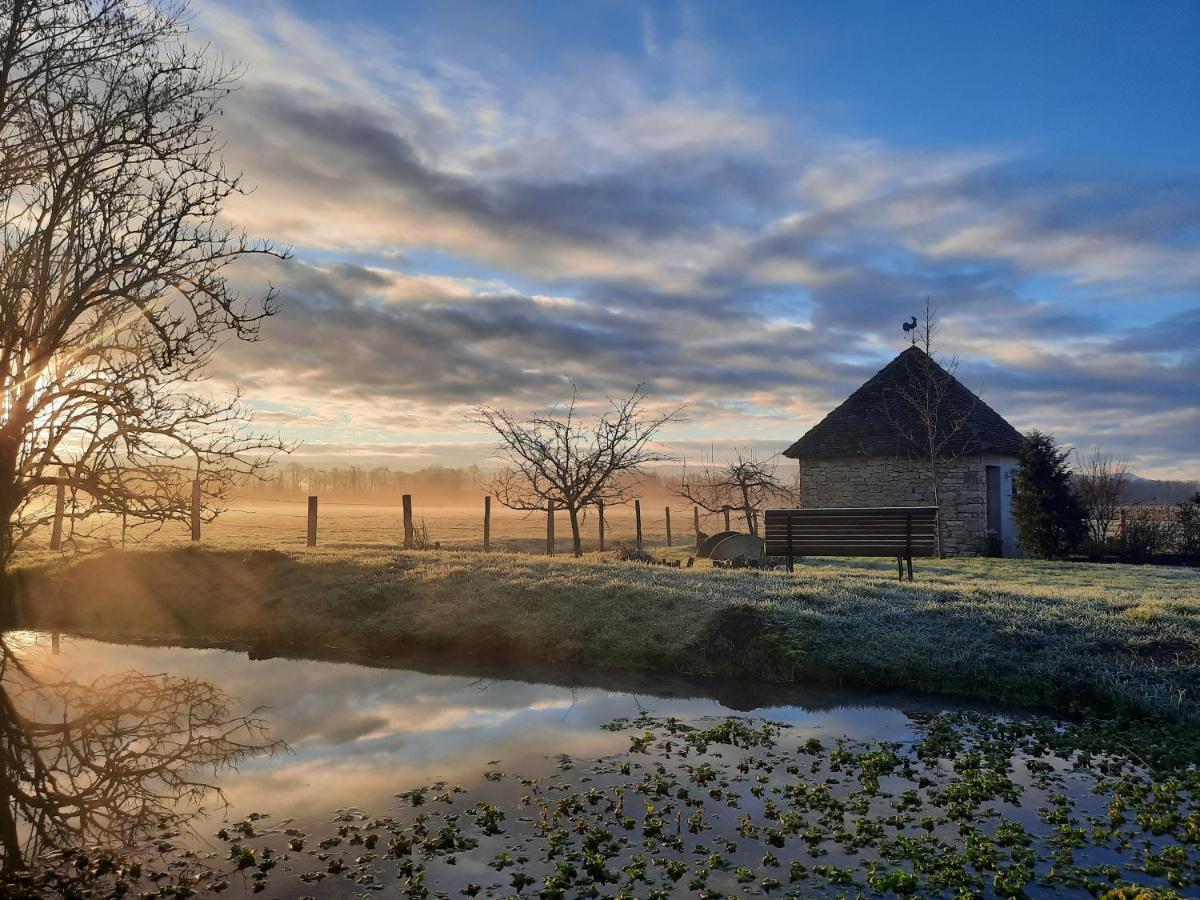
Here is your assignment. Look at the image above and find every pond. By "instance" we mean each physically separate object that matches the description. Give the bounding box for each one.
[1,632,1196,897]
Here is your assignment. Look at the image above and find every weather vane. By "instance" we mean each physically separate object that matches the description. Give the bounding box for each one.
[902,315,918,345]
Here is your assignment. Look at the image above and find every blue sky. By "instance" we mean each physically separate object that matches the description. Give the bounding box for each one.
[288,0,1200,173]
[198,1,1200,477]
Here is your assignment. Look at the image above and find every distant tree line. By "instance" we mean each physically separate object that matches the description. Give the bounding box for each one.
[238,461,685,506]
[1120,477,1200,506]
[238,463,488,502]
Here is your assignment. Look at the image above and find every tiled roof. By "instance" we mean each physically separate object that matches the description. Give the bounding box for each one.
[784,347,1023,460]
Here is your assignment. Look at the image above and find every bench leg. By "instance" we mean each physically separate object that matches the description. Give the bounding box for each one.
[896,556,903,581]
[907,556,914,581]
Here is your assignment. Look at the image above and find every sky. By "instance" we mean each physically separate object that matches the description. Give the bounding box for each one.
[196,0,1200,478]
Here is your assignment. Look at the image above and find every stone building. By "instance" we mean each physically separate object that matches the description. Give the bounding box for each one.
[783,347,1023,557]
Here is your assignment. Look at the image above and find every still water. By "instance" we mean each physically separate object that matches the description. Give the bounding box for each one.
[1,632,1194,897]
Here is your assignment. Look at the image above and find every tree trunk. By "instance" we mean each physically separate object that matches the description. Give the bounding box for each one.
[929,463,945,558]
[0,471,18,626]
[741,484,756,536]
[568,506,582,557]
[0,789,22,874]
[0,519,10,580]
[0,448,17,569]
[0,569,13,629]
[0,684,28,871]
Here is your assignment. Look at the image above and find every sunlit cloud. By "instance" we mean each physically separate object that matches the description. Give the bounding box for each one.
[194,1,1200,479]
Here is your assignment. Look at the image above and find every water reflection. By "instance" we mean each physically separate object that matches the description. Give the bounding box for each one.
[3,633,942,844]
[1,634,1192,897]
[0,635,283,873]
[2,635,939,832]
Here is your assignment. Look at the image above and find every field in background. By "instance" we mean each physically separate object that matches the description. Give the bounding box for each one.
[217,500,699,552]
[22,499,731,559]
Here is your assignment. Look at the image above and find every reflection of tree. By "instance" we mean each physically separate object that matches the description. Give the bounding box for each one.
[0,638,283,873]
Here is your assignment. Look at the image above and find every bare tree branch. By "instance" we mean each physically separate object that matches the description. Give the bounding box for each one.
[0,0,292,573]
[471,384,682,556]
[1074,446,1129,548]
[673,447,799,536]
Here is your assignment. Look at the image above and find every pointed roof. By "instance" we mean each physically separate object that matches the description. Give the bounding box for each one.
[783,347,1022,460]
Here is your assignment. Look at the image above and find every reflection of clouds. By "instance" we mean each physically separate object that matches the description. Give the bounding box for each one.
[17,635,931,836]
[527,697,577,712]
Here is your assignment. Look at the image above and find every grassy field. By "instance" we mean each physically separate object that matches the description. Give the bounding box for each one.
[21,499,695,558]
[13,543,1200,728]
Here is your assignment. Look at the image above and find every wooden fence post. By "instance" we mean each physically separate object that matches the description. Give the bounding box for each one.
[402,494,414,549]
[546,503,555,555]
[307,496,318,547]
[49,467,66,551]
[665,506,672,547]
[635,500,643,550]
[597,500,605,552]
[723,507,731,531]
[190,479,202,541]
[693,505,701,550]
[483,496,491,552]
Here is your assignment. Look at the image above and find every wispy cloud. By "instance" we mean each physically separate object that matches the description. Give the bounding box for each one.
[199,1,1200,478]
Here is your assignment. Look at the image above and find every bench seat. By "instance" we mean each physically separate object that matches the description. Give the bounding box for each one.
[764,506,938,580]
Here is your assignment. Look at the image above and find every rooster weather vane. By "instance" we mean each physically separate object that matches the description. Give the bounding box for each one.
[902,315,918,345]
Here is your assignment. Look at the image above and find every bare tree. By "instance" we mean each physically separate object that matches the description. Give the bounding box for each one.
[472,385,680,556]
[883,298,979,557]
[674,448,800,536]
[0,0,288,583]
[0,636,283,873]
[1074,446,1129,548]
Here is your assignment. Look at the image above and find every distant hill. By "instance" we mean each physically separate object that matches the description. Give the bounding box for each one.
[1123,475,1200,505]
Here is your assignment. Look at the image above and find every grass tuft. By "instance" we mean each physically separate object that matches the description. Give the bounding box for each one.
[12,546,1200,722]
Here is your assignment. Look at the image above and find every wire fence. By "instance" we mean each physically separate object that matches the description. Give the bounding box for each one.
[33,495,744,557]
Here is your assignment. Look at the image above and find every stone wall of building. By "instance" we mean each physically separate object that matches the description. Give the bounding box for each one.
[797,455,993,557]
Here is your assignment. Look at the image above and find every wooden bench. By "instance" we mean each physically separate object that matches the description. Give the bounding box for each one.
[764,507,938,581]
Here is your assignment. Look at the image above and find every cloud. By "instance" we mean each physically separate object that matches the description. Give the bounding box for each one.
[196,1,1200,478]
[1110,307,1200,354]
[640,6,659,57]
[217,256,861,438]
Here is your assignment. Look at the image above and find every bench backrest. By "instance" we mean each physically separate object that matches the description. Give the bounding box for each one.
[764,507,938,558]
